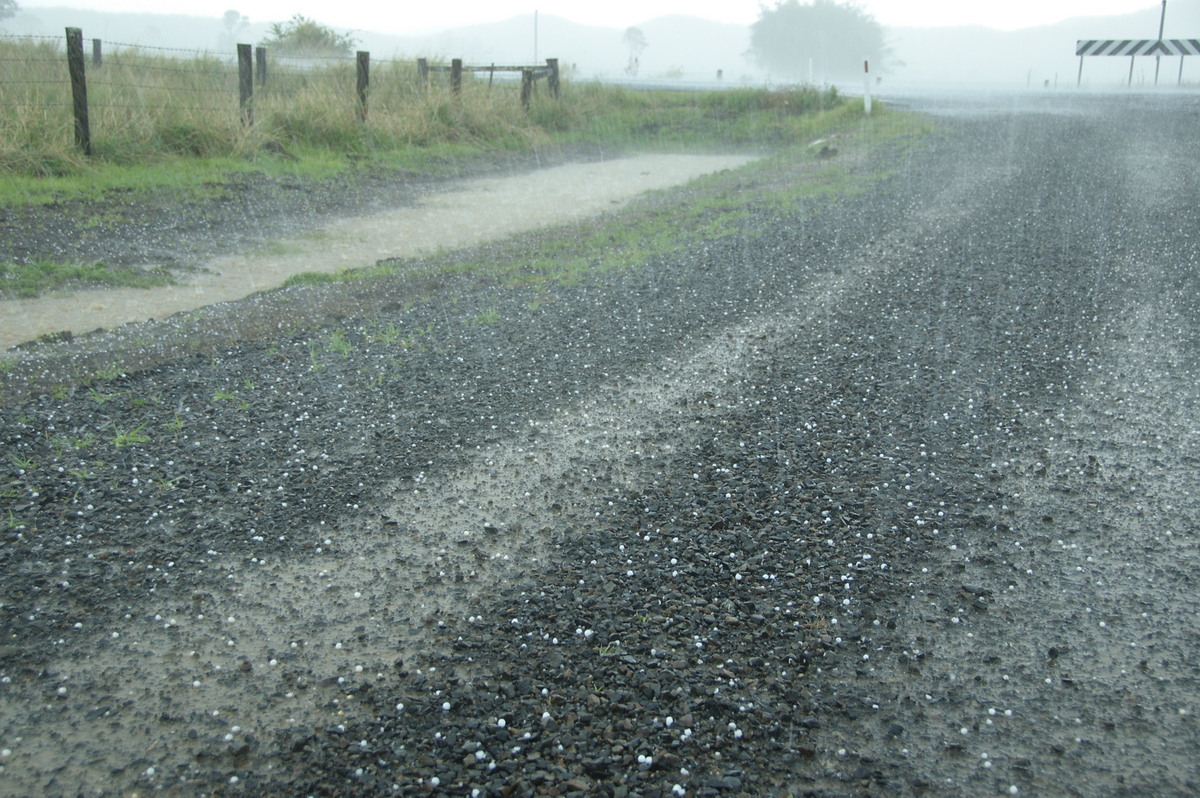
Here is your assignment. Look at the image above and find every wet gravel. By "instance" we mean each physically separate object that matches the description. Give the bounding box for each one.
[2,95,1200,797]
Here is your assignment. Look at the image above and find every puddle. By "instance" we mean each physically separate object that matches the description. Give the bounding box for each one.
[1,154,756,351]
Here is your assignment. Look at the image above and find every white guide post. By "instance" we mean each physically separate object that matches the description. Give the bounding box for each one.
[863,59,872,115]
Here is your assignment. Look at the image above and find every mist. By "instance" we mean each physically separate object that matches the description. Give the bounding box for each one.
[7,3,1199,87]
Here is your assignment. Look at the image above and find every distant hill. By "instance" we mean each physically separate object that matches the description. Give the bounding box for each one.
[336,14,757,84]
[5,5,1198,87]
[4,6,268,54]
[1,6,754,81]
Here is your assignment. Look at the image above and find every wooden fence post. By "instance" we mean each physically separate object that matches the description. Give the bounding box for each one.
[417,57,429,89]
[91,38,102,67]
[521,68,533,109]
[356,51,369,122]
[255,46,267,86]
[65,28,91,155]
[451,58,462,95]
[546,58,559,99]
[238,43,253,126]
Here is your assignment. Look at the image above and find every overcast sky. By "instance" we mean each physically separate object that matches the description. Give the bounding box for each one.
[14,0,1168,33]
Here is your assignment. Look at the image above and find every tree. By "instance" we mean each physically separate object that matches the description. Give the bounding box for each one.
[1,0,19,23]
[623,27,647,77]
[749,0,886,81]
[259,14,357,58]
[217,9,249,51]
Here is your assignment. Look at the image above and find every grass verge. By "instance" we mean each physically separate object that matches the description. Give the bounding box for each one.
[284,102,933,292]
[0,260,177,298]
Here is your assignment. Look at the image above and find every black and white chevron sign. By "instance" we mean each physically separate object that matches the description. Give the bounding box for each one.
[1076,39,1200,57]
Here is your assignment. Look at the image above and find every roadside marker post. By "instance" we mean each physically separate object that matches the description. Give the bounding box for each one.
[863,59,872,115]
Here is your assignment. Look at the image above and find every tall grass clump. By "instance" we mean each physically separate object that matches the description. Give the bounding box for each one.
[91,51,250,161]
[699,85,841,116]
[0,38,83,175]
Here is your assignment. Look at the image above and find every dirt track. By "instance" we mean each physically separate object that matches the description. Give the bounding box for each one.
[0,153,754,351]
[2,94,1199,796]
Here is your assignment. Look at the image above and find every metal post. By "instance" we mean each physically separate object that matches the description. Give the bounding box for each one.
[1077,55,1084,87]
[1128,55,1135,86]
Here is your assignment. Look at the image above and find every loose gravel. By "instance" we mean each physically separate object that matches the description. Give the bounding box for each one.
[2,94,1199,797]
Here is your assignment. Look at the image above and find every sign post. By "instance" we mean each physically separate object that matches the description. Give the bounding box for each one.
[1155,0,1167,85]
[1076,38,1200,86]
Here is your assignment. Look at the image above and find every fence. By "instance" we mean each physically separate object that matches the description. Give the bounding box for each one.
[417,57,560,108]
[1,28,562,157]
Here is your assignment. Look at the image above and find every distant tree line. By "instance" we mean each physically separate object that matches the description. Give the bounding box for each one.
[749,0,887,81]
[1,0,20,23]
[214,10,357,58]
[259,13,358,58]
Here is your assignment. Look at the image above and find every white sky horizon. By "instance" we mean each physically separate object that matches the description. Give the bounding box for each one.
[12,0,1171,35]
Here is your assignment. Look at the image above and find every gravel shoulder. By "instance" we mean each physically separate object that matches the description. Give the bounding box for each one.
[2,99,1199,797]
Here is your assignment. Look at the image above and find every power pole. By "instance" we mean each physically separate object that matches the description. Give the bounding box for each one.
[1155,0,1167,85]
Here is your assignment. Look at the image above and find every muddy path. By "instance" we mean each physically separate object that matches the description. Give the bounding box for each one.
[0,153,755,352]
[2,96,1199,796]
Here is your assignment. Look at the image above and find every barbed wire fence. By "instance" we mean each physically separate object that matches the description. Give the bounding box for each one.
[0,29,560,158]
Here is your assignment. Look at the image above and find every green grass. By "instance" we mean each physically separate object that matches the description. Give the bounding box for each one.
[368,323,403,346]
[327,329,354,357]
[88,386,122,405]
[0,259,176,298]
[283,101,906,294]
[51,433,96,454]
[8,451,35,471]
[470,307,501,324]
[91,363,123,380]
[111,422,150,447]
[365,321,434,349]
[337,102,921,293]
